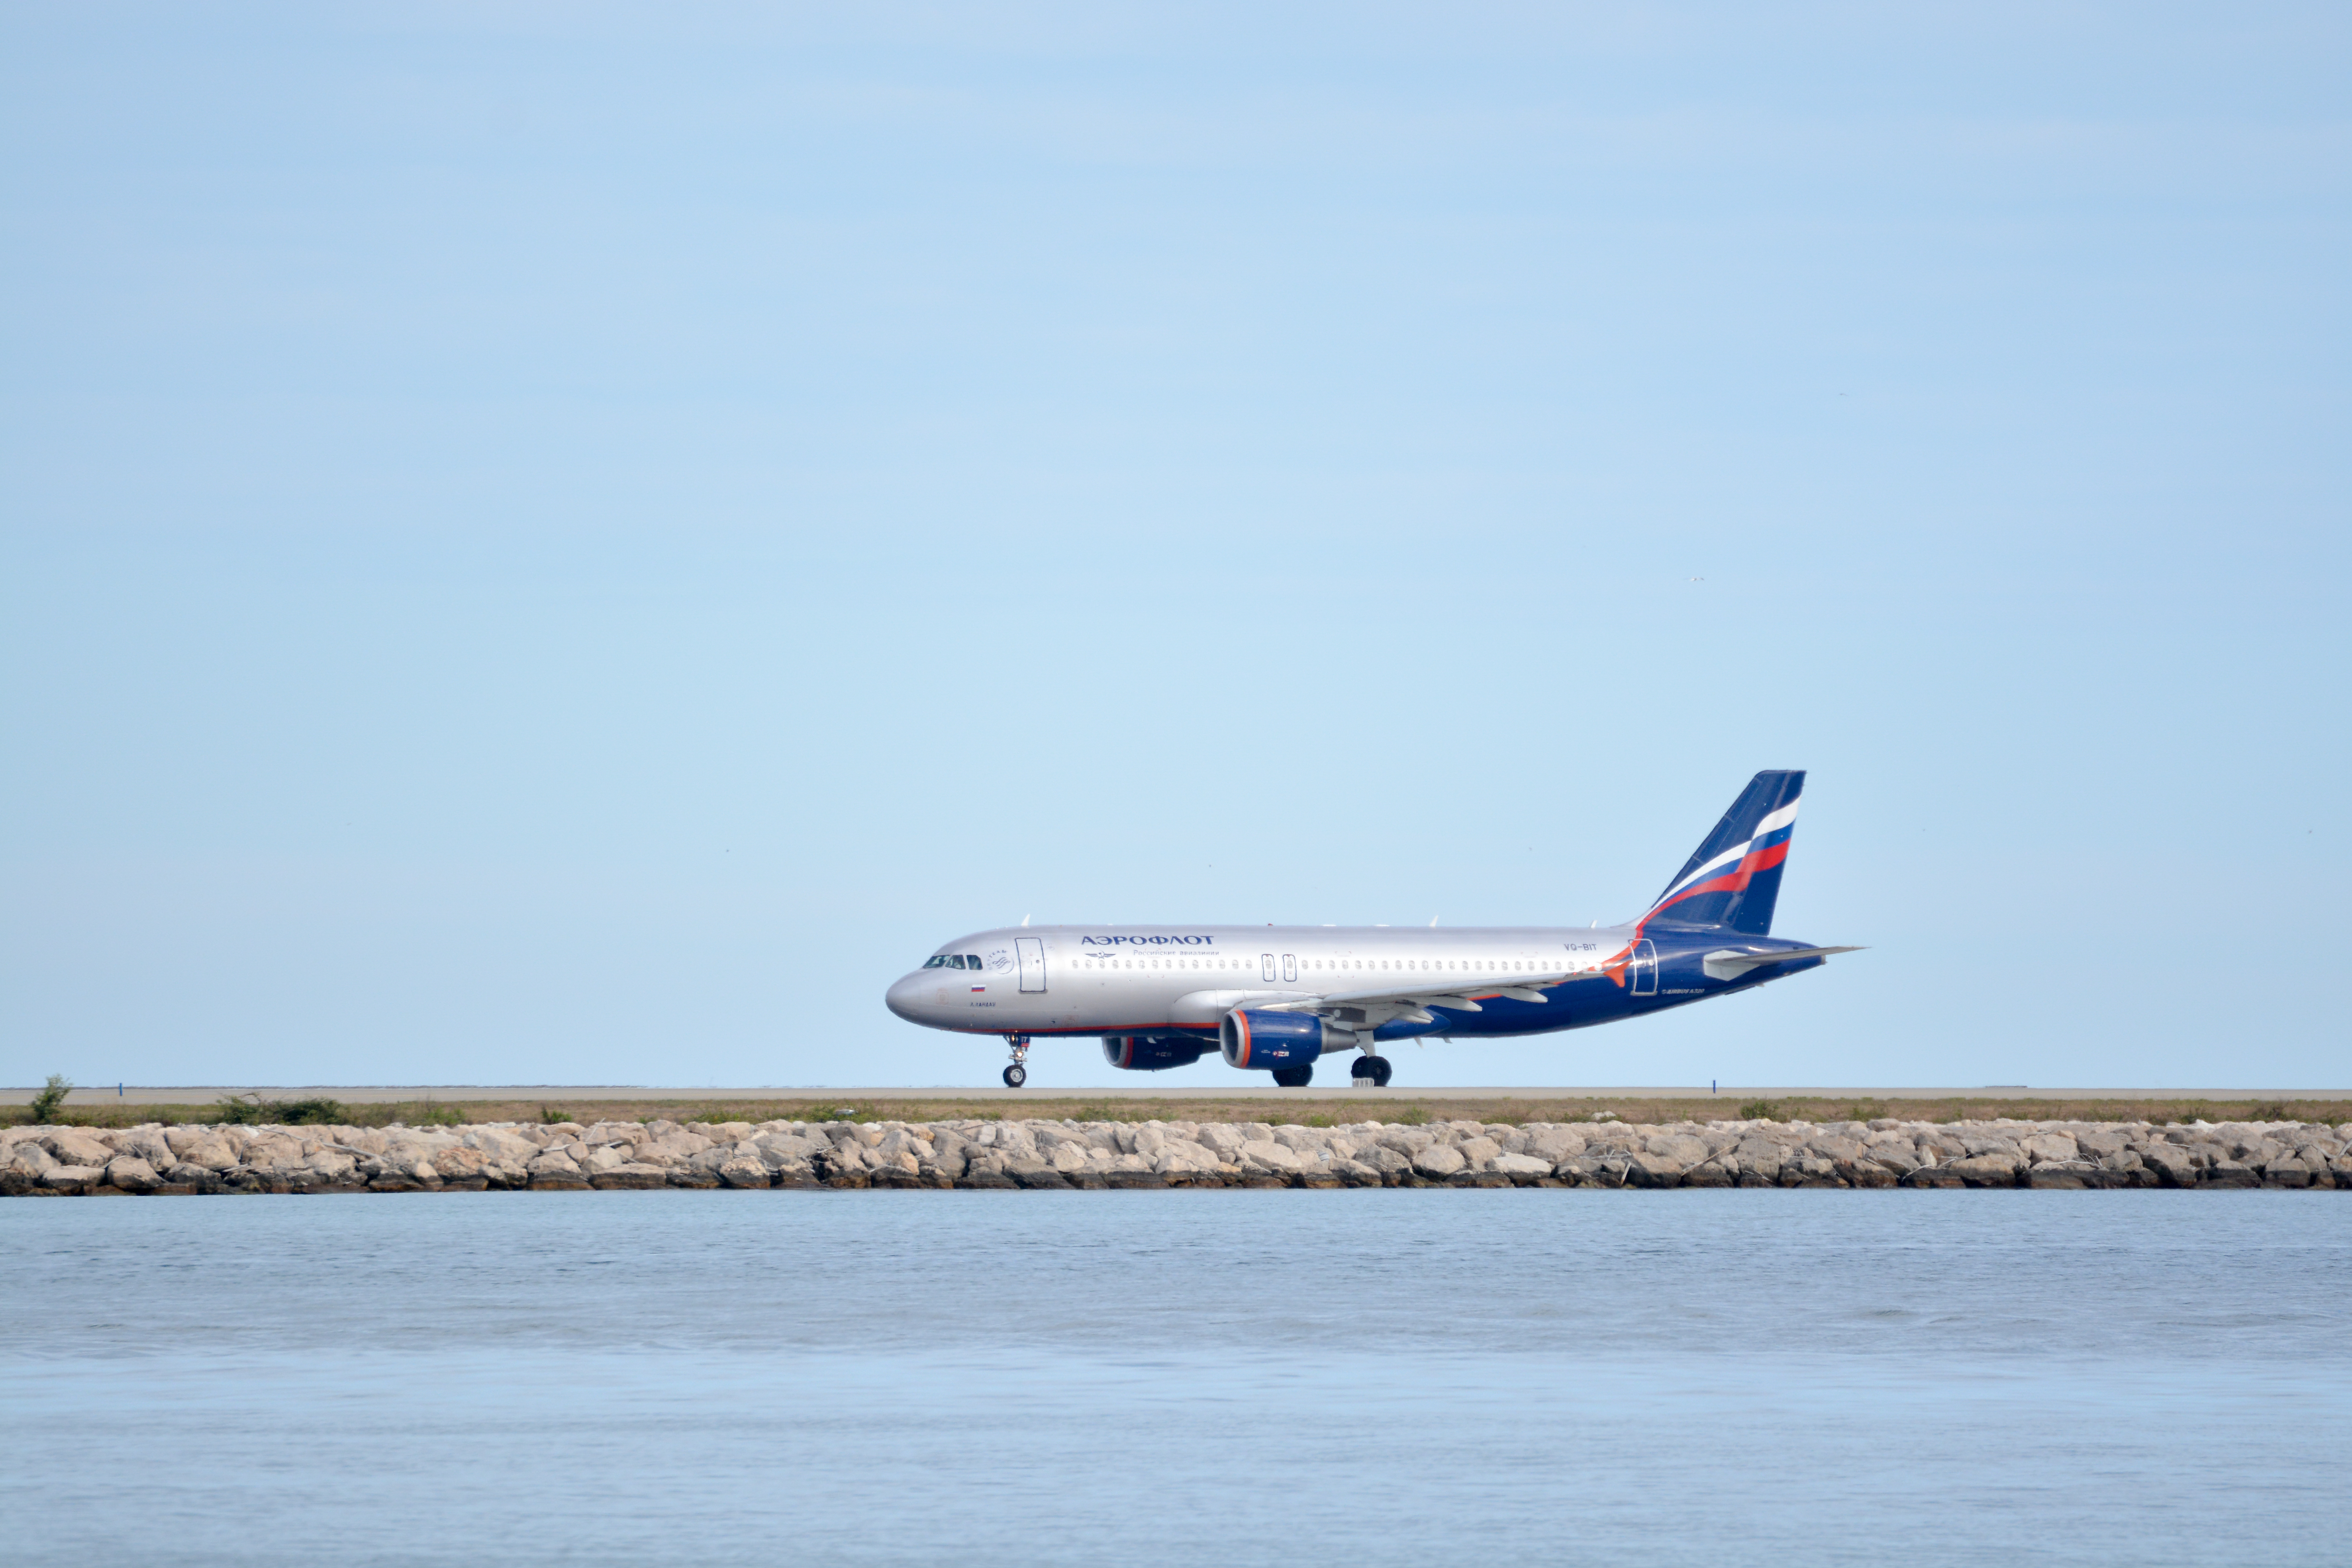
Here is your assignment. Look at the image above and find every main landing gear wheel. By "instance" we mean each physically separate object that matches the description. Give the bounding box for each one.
[1003,1064,1027,1088]
[1351,1055,1393,1087]
[1002,1034,1031,1089]
[1271,1065,1314,1088]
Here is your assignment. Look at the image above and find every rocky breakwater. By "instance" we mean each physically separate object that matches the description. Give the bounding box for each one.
[3,1113,2348,1194]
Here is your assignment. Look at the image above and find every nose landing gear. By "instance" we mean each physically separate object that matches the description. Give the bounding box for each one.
[1351,1054,1393,1087]
[1002,1035,1030,1089]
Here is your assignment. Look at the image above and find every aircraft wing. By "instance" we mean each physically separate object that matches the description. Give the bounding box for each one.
[1252,968,1613,1033]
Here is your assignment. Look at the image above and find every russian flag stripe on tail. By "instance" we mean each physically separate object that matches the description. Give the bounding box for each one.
[1644,771,1805,936]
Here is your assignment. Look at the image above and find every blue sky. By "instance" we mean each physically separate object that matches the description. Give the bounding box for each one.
[3,2,2346,1090]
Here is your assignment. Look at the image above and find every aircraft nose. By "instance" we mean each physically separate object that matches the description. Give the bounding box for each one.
[884,973,929,1023]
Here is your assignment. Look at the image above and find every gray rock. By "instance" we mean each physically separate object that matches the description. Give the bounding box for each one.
[1942,1152,2020,1187]
[118,1128,176,1170]
[1525,1127,1586,1162]
[1411,1145,1467,1179]
[1779,1155,1844,1186]
[2019,1132,2079,1164]
[104,1156,163,1193]
[1491,1152,1551,1180]
[1627,1151,1688,1186]
[717,1156,772,1189]
[433,1148,489,1181]
[303,1150,361,1183]
[755,1132,823,1166]
[1239,1140,1305,1174]
[2136,1145,2199,1186]
[526,1151,584,1178]
[44,1164,105,1190]
[1456,1136,1504,1169]
[592,1164,669,1190]
[1644,1133,1710,1166]
[1195,1125,1247,1159]
[40,1130,114,1167]
[1152,1141,1220,1176]
[1006,1160,1070,1189]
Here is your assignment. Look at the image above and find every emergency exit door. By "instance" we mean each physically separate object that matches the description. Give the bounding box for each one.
[1629,939,1658,996]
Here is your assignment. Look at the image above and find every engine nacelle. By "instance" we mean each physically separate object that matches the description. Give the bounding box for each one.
[1102,1035,1210,1072]
[1219,1009,1328,1071]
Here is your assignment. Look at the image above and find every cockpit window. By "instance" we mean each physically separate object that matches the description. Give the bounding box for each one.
[923,955,953,969]
[963,954,981,968]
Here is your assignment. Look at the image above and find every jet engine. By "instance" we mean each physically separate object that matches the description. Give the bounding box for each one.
[1218,1009,1328,1070]
[1102,1035,1210,1071]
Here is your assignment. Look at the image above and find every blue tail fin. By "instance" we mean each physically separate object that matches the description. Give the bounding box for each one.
[1646,771,1805,935]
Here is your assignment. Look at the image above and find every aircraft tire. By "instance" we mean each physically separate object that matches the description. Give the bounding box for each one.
[1003,1064,1026,1088]
[1354,1056,1393,1088]
[1270,1065,1313,1088]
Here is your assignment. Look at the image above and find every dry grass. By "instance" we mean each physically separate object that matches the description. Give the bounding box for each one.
[17,1093,2348,1130]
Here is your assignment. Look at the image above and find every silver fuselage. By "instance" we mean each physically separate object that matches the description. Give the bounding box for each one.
[885,923,1630,1038]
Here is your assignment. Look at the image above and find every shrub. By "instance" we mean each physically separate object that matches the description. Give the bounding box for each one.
[28,1074,72,1124]
[213,1094,347,1126]
[539,1105,571,1124]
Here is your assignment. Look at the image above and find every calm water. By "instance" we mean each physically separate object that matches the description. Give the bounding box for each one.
[4,1190,2347,1566]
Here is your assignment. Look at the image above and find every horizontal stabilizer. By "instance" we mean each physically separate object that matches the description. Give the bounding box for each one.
[1701,945,1862,981]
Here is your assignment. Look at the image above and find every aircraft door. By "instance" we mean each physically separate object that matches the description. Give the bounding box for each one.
[1630,940,1658,996]
[1282,954,1297,982]
[1261,953,1276,982]
[1015,938,1046,993]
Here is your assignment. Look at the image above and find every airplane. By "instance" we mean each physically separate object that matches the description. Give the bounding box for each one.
[883,770,1856,1087]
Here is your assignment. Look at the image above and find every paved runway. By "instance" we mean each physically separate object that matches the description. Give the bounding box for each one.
[4,1083,2337,1106]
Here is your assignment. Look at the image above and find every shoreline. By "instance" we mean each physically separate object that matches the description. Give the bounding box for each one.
[7,1110,2346,1195]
